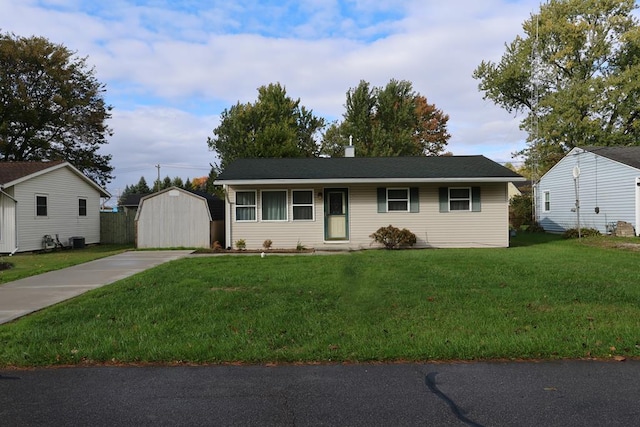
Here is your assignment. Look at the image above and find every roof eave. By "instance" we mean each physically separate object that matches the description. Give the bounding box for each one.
[3,162,111,197]
[215,177,525,186]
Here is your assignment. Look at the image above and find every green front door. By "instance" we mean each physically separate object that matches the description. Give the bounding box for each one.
[324,188,348,240]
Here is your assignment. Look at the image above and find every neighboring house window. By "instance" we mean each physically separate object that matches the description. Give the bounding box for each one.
[261,190,287,221]
[439,187,481,212]
[292,190,314,221]
[78,198,87,217]
[377,187,419,213]
[236,191,256,221]
[543,191,550,212]
[36,195,48,217]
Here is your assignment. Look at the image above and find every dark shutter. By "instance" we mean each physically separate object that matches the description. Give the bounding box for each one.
[377,187,386,213]
[472,187,481,212]
[409,187,419,212]
[439,187,448,212]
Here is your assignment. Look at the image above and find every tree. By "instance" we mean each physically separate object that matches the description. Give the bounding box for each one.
[473,0,640,175]
[172,177,184,188]
[208,83,325,170]
[117,176,151,205]
[321,79,450,157]
[0,32,113,185]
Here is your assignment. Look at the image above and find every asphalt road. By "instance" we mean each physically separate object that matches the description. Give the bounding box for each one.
[1,360,638,426]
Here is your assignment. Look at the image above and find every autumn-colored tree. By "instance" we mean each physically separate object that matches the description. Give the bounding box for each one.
[321,79,450,157]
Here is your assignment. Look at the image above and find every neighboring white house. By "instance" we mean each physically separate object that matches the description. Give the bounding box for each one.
[135,186,224,249]
[215,155,525,250]
[536,146,640,236]
[0,161,111,254]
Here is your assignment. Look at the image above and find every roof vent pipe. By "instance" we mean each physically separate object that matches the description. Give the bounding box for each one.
[345,135,355,157]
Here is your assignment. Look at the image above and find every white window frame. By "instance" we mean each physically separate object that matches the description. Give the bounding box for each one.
[386,188,410,212]
[35,194,48,218]
[543,191,550,212]
[449,187,471,212]
[260,190,288,222]
[292,189,314,221]
[235,190,257,222]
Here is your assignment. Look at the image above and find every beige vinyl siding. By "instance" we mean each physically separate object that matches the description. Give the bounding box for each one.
[228,185,324,250]
[13,167,102,252]
[136,189,211,248]
[227,182,510,250]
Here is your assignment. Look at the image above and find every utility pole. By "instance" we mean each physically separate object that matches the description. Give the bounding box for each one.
[155,164,160,192]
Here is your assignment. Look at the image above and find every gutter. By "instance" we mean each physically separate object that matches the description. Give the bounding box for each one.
[215,177,527,186]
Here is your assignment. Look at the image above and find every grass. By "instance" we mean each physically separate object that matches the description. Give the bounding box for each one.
[0,244,133,285]
[0,234,639,366]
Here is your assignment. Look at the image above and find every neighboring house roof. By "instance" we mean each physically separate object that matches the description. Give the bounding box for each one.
[0,160,110,197]
[582,146,640,170]
[216,156,525,184]
[120,193,145,208]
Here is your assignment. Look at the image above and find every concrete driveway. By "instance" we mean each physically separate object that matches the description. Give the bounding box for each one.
[0,250,192,325]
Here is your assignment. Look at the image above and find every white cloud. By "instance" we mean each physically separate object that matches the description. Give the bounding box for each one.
[0,0,542,195]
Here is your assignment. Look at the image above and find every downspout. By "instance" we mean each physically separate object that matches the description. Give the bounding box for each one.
[224,184,232,249]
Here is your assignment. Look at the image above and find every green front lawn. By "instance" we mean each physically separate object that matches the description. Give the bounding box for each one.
[1,234,639,366]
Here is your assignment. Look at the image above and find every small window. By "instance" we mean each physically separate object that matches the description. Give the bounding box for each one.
[543,191,550,212]
[449,188,471,211]
[261,190,287,221]
[292,190,314,221]
[78,198,87,217]
[387,188,409,212]
[236,191,256,221]
[36,195,48,217]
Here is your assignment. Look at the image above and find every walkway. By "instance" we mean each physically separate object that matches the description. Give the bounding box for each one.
[0,250,192,325]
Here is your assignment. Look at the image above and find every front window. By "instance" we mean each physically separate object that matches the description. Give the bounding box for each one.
[261,190,287,221]
[387,188,409,211]
[36,195,48,217]
[78,198,87,217]
[236,191,256,221]
[292,190,313,220]
[449,188,471,211]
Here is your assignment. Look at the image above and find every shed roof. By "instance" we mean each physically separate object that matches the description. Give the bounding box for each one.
[135,187,225,220]
[216,156,523,184]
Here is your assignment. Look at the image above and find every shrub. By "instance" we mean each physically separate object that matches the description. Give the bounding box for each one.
[212,241,223,252]
[235,239,246,250]
[370,225,417,249]
[263,239,273,250]
[562,227,601,239]
[509,193,533,230]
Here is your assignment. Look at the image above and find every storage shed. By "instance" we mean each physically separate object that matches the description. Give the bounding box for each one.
[135,187,224,249]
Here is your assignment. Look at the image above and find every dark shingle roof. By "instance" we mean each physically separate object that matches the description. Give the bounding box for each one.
[188,189,225,220]
[120,193,145,207]
[217,156,523,181]
[0,160,66,185]
[582,146,640,170]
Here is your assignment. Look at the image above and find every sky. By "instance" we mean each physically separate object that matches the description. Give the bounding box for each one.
[0,0,544,203]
